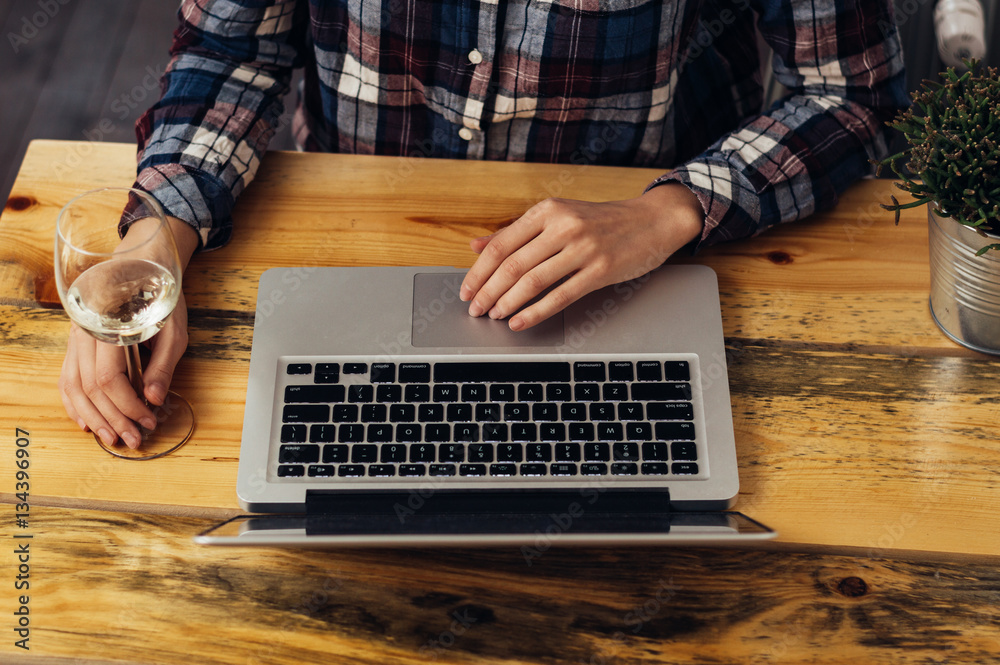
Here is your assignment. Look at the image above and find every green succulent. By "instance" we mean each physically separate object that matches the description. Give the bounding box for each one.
[876,60,1000,256]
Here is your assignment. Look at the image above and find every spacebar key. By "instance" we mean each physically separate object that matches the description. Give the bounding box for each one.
[434,362,571,383]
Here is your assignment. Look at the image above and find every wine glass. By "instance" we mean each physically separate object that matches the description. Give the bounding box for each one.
[54,187,195,460]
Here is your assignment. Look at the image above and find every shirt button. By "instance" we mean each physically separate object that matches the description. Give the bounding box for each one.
[468,49,483,65]
[458,127,474,141]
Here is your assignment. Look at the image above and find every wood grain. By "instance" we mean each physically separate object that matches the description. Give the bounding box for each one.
[1,506,998,665]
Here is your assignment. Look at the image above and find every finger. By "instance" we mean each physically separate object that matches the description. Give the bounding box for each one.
[142,325,188,406]
[508,269,597,332]
[95,342,158,426]
[469,233,496,255]
[77,337,147,449]
[460,213,544,305]
[469,231,570,319]
[484,248,583,322]
[59,340,88,432]
[63,327,119,446]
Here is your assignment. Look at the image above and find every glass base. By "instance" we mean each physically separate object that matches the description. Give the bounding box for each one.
[95,390,195,460]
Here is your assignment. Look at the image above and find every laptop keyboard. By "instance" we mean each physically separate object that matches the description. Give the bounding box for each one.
[272,355,705,482]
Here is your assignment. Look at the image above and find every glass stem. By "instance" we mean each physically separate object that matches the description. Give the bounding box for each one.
[124,344,145,402]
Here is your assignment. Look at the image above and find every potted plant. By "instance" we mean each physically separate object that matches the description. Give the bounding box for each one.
[877,60,1000,354]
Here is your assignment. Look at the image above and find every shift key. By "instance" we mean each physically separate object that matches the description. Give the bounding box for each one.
[282,405,330,422]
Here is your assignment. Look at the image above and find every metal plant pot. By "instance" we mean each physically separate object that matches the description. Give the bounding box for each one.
[927,208,1000,355]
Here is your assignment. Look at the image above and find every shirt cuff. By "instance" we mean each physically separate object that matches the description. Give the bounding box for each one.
[120,164,235,252]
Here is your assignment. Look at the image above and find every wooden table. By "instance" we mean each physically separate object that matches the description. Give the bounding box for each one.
[1,140,998,664]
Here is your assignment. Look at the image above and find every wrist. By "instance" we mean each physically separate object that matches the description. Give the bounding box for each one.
[636,182,705,249]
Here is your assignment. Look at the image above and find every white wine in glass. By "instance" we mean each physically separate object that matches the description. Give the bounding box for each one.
[55,188,194,460]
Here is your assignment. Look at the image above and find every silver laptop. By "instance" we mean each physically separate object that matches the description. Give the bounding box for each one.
[196,265,775,546]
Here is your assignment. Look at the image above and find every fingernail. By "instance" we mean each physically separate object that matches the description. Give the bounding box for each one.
[122,431,140,449]
[488,307,503,320]
[76,419,87,431]
[509,316,525,332]
[468,302,484,317]
[459,285,473,301]
[140,417,156,431]
[98,428,116,446]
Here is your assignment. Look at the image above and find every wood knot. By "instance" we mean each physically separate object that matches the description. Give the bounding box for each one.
[5,195,36,212]
[766,251,793,265]
[836,577,869,598]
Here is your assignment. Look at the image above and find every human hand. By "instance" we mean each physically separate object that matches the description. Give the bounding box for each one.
[460,183,705,331]
[58,216,198,448]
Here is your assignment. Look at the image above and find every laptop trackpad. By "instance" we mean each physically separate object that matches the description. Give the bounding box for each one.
[411,273,564,347]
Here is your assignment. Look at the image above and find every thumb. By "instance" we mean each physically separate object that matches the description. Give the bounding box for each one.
[142,325,188,406]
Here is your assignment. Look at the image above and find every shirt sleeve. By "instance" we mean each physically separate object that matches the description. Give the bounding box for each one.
[121,0,306,251]
[649,0,908,249]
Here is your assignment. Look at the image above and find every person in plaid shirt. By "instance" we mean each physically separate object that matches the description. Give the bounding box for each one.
[61,0,906,449]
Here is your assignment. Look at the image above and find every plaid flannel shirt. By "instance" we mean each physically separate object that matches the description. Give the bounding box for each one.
[128,0,907,251]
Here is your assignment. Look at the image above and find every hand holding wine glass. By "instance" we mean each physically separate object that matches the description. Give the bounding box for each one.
[55,188,196,460]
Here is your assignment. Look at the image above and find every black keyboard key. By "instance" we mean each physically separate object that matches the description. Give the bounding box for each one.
[520,463,548,476]
[613,442,639,461]
[627,422,653,441]
[425,424,451,443]
[642,442,670,460]
[611,462,638,475]
[532,403,558,421]
[435,362,571,383]
[574,383,600,401]
[475,403,502,422]
[584,442,610,461]
[490,384,516,401]
[574,361,605,382]
[589,403,615,421]
[632,383,692,402]
[399,464,426,477]
[637,361,662,381]
[322,444,348,463]
[609,361,633,381]
[460,464,487,476]
[279,444,320,464]
[398,363,431,383]
[483,423,508,442]
[618,403,644,420]
[418,404,444,422]
[287,363,312,375]
[647,402,694,420]
[361,404,387,422]
[280,424,306,442]
[439,444,464,462]
[511,423,536,442]
[366,424,393,442]
[555,443,581,462]
[371,363,395,383]
[546,384,572,401]
[551,463,578,476]
[663,361,690,381]
[301,426,343,454]
[496,443,523,462]
[343,362,367,374]
[446,404,473,422]
[338,424,364,443]
[462,384,487,402]
[396,424,421,442]
[655,422,696,440]
[332,404,358,422]
[404,384,431,402]
[569,423,595,441]
[672,462,699,475]
[468,444,494,463]
[539,423,566,442]
[377,384,402,403]
[671,441,698,461]
[454,424,479,442]
[308,465,336,477]
[518,384,544,401]
[381,444,407,463]
[348,385,373,403]
[504,403,530,421]
[338,464,366,477]
[602,383,629,401]
[429,464,457,476]
[598,423,624,441]
[285,385,344,403]
[525,443,552,462]
[561,403,587,421]
[351,444,377,463]
[282,405,329,423]
[368,464,396,477]
[410,444,436,462]
[581,463,608,475]
[314,363,339,383]
[490,463,517,476]
[433,384,459,402]
[277,465,305,477]
[641,462,670,475]
[389,404,415,422]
